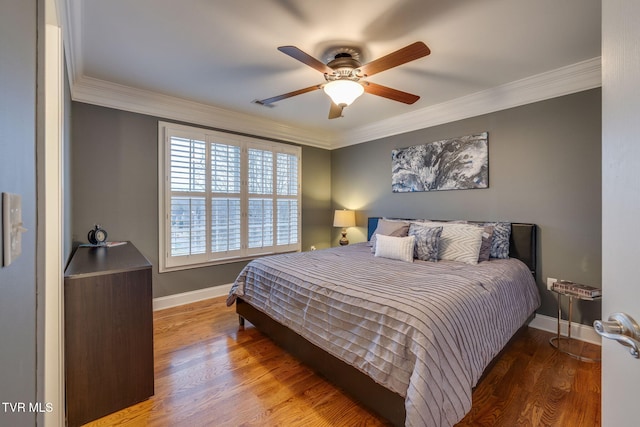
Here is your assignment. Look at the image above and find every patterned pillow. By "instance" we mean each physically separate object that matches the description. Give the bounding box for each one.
[369,219,410,251]
[447,220,494,262]
[374,234,415,262]
[477,225,494,262]
[408,223,442,261]
[481,222,511,259]
[428,223,484,265]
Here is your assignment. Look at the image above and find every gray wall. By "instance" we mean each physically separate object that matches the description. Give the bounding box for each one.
[0,0,38,425]
[301,145,332,251]
[71,102,332,297]
[331,89,602,324]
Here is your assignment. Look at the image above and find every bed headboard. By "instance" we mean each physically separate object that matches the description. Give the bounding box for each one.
[367,217,537,275]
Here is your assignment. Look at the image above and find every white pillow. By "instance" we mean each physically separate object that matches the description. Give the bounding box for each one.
[374,234,415,262]
[423,222,483,264]
[369,219,410,250]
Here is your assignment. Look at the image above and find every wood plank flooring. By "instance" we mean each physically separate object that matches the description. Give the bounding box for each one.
[84,297,600,427]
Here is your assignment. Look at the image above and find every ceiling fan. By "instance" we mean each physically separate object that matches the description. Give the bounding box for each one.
[254,41,431,119]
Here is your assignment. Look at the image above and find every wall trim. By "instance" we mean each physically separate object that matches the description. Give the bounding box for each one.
[71,75,335,149]
[41,20,66,427]
[335,57,602,148]
[529,313,601,346]
[67,57,601,150]
[153,284,233,311]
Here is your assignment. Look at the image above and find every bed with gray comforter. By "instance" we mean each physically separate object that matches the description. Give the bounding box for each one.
[227,241,540,426]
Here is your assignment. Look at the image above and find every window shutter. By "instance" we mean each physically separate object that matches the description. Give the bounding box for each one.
[211,142,242,254]
[159,122,301,271]
[169,136,207,258]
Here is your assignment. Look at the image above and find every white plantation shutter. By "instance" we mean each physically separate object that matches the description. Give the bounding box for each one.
[247,148,274,253]
[247,198,273,249]
[169,135,207,259]
[159,122,301,271]
[277,152,298,196]
[170,197,206,256]
[277,199,298,245]
[210,142,242,255]
[211,198,241,252]
[247,148,273,195]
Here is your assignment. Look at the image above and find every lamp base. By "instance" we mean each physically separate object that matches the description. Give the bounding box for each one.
[339,229,349,246]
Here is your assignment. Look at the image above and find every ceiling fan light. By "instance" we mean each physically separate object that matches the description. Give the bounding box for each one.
[323,80,364,106]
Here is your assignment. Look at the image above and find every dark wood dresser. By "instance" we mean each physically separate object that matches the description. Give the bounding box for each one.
[64,242,154,427]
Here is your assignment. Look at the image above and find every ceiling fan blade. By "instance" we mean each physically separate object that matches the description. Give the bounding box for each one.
[357,41,431,77]
[328,102,344,119]
[278,46,335,75]
[254,84,322,106]
[363,82,420,104]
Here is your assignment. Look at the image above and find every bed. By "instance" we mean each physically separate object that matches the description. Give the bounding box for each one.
[227,218,540,426]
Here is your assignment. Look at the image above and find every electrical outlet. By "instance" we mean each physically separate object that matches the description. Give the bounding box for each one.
[547,277,557,290]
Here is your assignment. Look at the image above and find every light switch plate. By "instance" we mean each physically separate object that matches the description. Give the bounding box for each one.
[2,192,27,267]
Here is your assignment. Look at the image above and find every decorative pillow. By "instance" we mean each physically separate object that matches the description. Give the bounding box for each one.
[374,234,415,262]
[408,223,442,261]
[481,222,511,259]
[477,225,495,262]
[438,220,493,262]
[369,219,411,251]
[421,222,483,264]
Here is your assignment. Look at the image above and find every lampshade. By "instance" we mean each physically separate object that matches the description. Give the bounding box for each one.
[323,80,364,106]
[333,209,356,228]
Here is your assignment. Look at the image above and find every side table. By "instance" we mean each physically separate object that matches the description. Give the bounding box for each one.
[549,285,602,362]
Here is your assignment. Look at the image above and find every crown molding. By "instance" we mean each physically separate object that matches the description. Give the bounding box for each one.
[71,76,335,149]
[331,56,602,149]
[61,0,334,149]
[68,57,601,151]
[59,0,82,85]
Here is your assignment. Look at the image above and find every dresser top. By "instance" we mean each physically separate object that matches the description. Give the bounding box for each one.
[65,242,152,278]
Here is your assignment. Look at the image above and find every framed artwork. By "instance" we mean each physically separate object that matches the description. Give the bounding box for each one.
[391,132,488,192]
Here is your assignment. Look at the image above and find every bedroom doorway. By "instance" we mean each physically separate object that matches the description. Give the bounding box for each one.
[39,0,65,425]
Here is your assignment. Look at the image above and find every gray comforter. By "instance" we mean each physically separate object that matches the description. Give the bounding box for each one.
[227,243,540,426]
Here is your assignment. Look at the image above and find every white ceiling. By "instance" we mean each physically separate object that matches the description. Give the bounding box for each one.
[62,0,601,148]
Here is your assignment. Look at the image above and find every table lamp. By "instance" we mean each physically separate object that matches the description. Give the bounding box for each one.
[333,209,356,246]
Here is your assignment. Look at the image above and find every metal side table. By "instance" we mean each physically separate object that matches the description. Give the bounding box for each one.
[549,286,602,362]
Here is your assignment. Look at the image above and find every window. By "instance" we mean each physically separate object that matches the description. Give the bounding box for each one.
[159,122,301,271]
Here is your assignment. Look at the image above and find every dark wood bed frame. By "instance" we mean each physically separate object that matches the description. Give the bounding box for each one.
[235,220,538,426]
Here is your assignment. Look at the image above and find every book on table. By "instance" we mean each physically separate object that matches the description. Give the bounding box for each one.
[552,280,602,298]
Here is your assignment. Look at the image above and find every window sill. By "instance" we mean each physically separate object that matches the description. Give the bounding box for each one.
[159,249,300,273]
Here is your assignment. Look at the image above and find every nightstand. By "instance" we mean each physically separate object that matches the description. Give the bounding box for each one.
[550,283,602,362]
[64,243,154,426]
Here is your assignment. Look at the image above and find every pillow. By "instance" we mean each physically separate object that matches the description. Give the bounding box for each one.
[421,222,483,264]
[480,222,511,259]
[374,234,415,262]
[477,225,495,262]
[453,221,494,262]
[369,219,410,250]
[408,223,442,261]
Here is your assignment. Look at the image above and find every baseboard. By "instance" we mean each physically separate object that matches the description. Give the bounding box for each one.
[153,284,233,311]
[529,313,602,345]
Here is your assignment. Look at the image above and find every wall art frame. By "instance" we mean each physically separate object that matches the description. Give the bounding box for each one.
[391,132,488,192]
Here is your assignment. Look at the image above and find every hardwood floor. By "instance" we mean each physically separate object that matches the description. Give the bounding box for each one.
[84,297,600,427]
